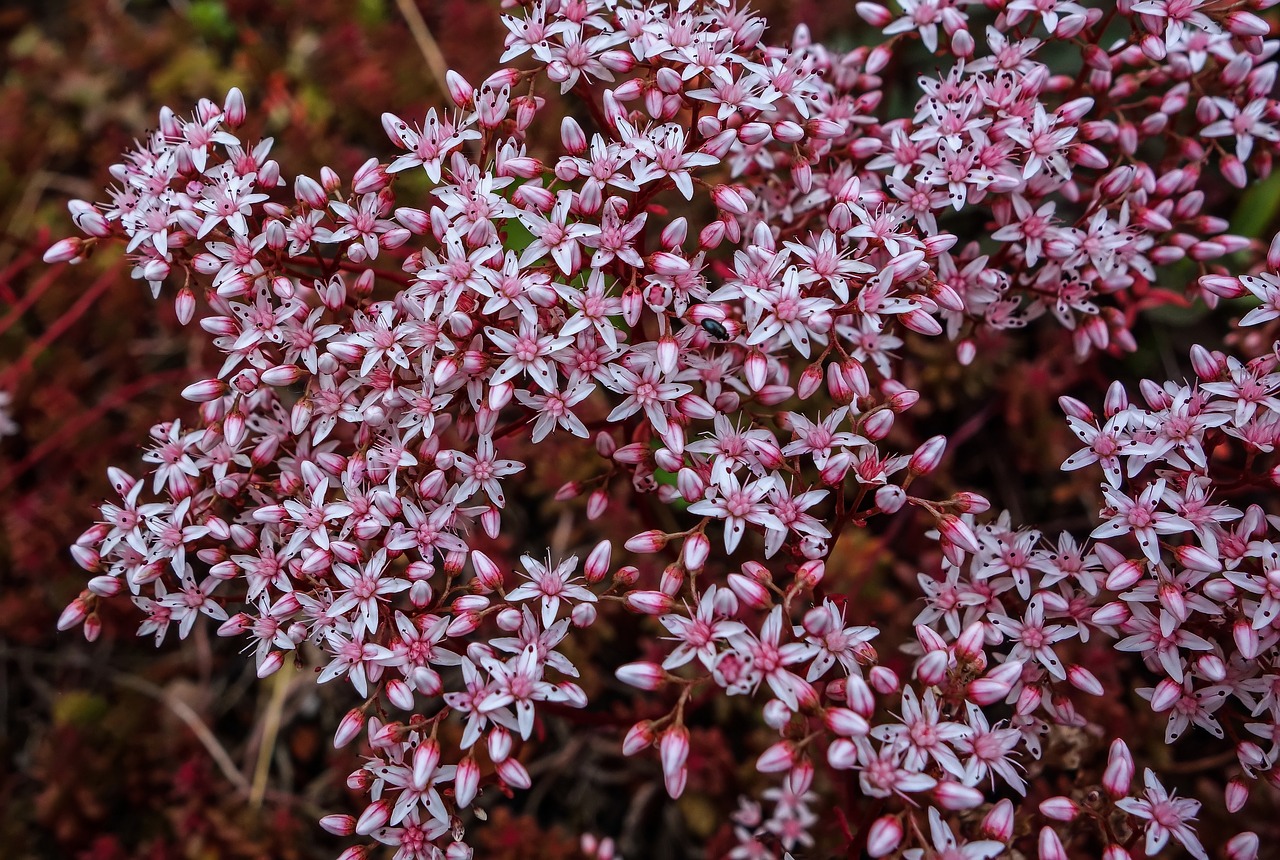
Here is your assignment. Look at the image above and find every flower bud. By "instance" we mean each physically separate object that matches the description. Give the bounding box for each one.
[1038,826,1068,860]
[908,435,947,475]
[354,799,391,835]
[496,757,532,790]
[1227,832,1260,860]
[624,530,667,553]
[1040,796,1079,821]
[869,665,899,694]
[982,798,1015,842]
[1102,739,1134,798]
[826,738,859,770]
[1067,665,1105,696]
[616,662,665,690]
[659,727,689,798]
[624,590,674,615]
[622,721,654,756]
[470,550,504,592]
[823,707,870,737]
[756,740,795,773]
[935,781,984,810]
[866,815,902,857]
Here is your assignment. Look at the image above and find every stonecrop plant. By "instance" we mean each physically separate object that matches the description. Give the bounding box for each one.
[42,0,1280,856]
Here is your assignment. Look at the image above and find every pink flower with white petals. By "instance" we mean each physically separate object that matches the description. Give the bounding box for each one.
[1116,769,1210,860]
[688,471,784,554]
[506,553,595,627]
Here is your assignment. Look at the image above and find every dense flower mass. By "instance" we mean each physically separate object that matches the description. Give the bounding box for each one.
[43,0,1280,856]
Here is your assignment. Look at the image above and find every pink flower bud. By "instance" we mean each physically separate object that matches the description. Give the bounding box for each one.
[796,559,825,589]
[938,515,982,555]
[855,1,894,26]
[909,435,947,475]
[699,219,727,249]
[900,308,944,336]
[650,251,690,276]
[222,86,246,126]
[624,530,667,553]
[1226,10,1271,37]
[142,259,170,282]
[584,540,611,584]
[354,799,391,835]
[1102,739,1134,798]
[1227,832,1260,860]
[1039,796,1079,821]
[823,707,869,737]
[386,679,414,711]
[181,378,229,402]
[869,665,899,694]
[57,596,90,631]
[955,621,986,662]
[1221,156,1248,188]
[863,408,895,440]
[470,550,504,592]
[586,489,609,520]
[1104,558,1145,591]
[756,740,795,773]
[660,564,684,596]
[826,737,858,769]
[875,484,906,514]
[795,363,824,400]
[727,572,771,609]
[711,184,749,217]
[260,364,304,387]
[1225,777,1250,814]
[935,781,984,810]
[451,755,480,808]
[495,607,522,631]
[845,674,876,716]
[982,798,1015,842]
[351,157,388,195]
[865,815,903,857]
[452,595,490,614]
[1234,619,1261,660]
[624,590,674,615]
[573,601,596,627]
[681,533,710,571]
[68,199,110,237]
[660,218,688,251]
[487,726,512,762]
[616,662,665,690]
[43,237,83,264]
[622,721,654,756]
[1067,665,1105,696]
[968,660,1023,705]
[1038,826,1068,860]
[1198,274,1246,299]
[320,813,355,836]
[496,757,531,790]
[444,69,474,107]
[446,611,480,637]
[660,727,689,798]
[1148,677,1182,712]
[916,650,950,687]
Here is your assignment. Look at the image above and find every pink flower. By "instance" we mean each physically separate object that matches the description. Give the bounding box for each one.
[506,553,595,627]
[1116,769,1209,860]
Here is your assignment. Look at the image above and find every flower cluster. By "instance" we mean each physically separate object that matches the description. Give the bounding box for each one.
[43,0,1280,856]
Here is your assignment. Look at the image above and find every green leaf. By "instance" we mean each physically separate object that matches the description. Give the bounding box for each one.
[1231,168,1280,240]
[187,0,235,42]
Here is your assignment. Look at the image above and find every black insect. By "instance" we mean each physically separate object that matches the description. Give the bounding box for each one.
[700,318,730,340]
